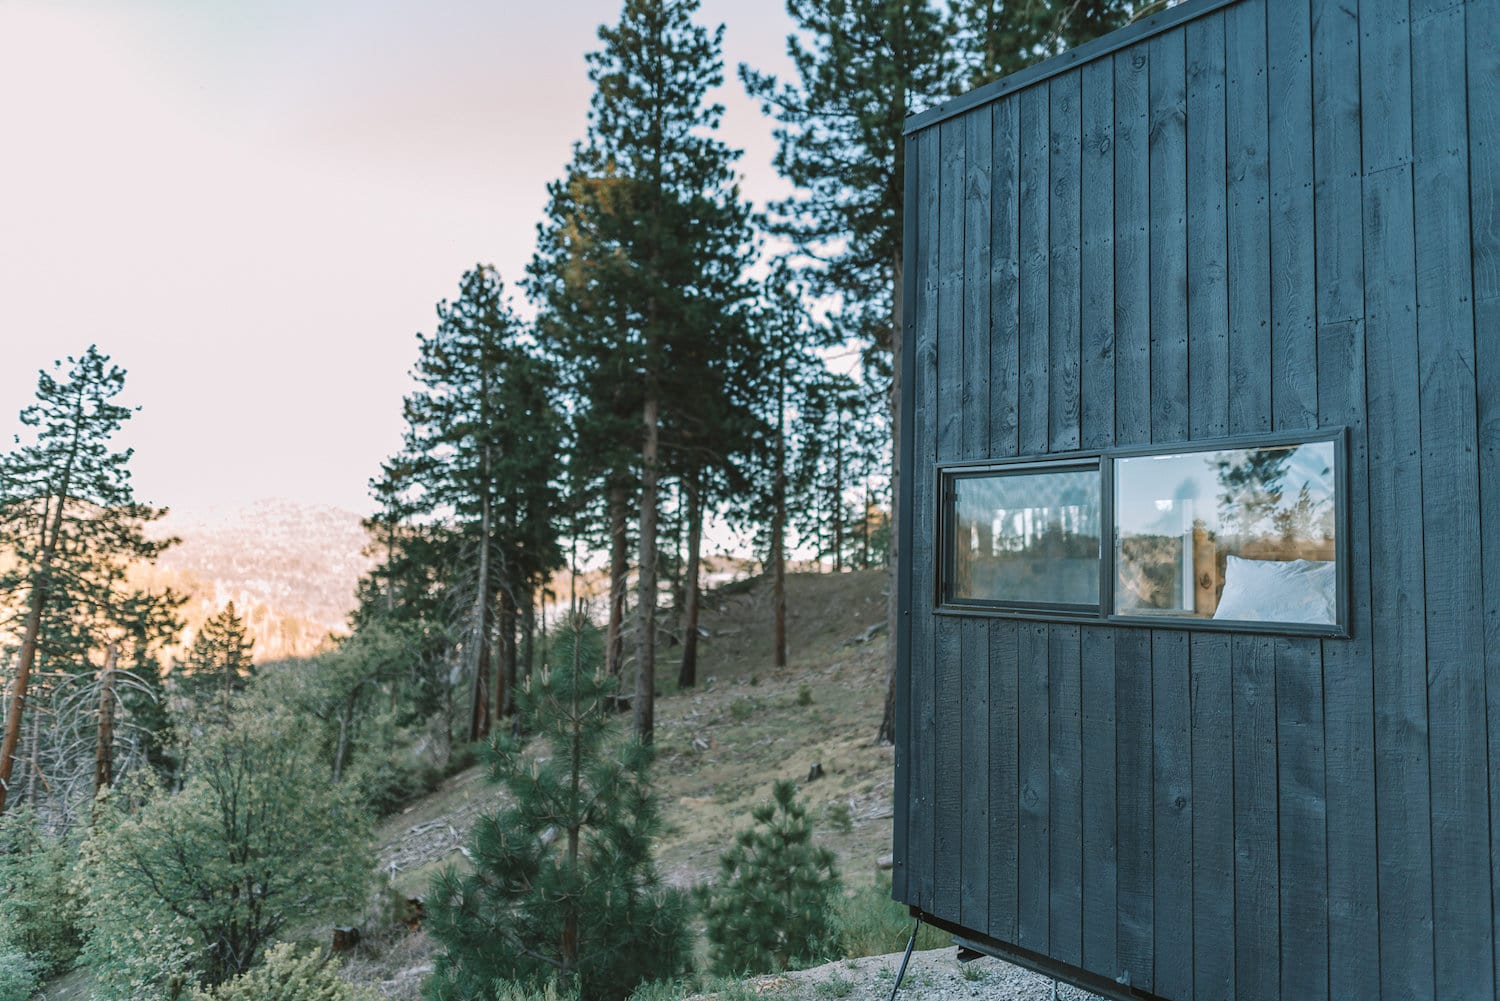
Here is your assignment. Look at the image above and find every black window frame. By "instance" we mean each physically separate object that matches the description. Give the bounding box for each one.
[934,427,1351,639]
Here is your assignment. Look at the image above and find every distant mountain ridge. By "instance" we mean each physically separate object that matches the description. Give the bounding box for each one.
[139,498,374,662]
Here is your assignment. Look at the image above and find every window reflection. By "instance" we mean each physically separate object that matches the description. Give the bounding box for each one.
[1113,442,1337,623]
[950,467,1101,606]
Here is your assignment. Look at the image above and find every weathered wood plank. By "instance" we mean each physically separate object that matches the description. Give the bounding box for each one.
[962,108,992,463]
[1311,0,1377,996]
[1471,0,1500,992]
[990,97,1021,460]
[960,616,989,931]
[1186,12,1229,442]
[1225,0,1272,437]
[1049,624,1083,967]
[1049,70,1082,453]
[1112,50,1152,986]
[1190,630,1234,1000]
[1080,58,1115,452]
[908,125,941,914]
[1080,627,1117,977]
[1145,31,1191,1001]
[1115,627,1154,993]
[936,117,966,466]
[1275,637,1329,999]
[932,615,963,925]
[1411,6,1492,996]
[892,126,918,906]
[989,620,1021,943]
[1151,629,1191,1000]
[1018,86,1050,457]
[1018,621,1051,954]
[1232,634,1279,1001]
[1114,46,1151,449]
[1268,0,1318,433]
[1148,30,1188,446]
[1358,0,1433,995]
[929,116,966,928]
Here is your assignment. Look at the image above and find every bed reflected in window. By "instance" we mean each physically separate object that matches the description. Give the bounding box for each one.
[1113,441,1338,625]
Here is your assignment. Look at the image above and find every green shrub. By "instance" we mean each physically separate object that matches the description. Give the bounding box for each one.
[797,685,813,707]
[0,807,83,974]
[188,942,376,1001]
[79,715,375,994]
[697,780,842,975]
[0,947,41,1001]
[424,619,691,1001]
[837,877,947,959]
[729,697,756,721]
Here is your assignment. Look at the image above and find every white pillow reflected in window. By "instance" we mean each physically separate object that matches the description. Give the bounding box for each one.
[1212,555,1336,625]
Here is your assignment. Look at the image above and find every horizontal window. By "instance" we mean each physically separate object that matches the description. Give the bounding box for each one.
[1114,441,1338,626]
[937,431,1346,635]
[948,464,1101,608]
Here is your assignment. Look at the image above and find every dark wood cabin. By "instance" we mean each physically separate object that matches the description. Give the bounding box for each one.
[892,0,1499,998]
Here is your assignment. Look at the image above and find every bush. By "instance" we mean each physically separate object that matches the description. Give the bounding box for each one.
[0,807,83,975]
[188,942,375,1001]
[424,618,691,1001]
[837,877,948,959]
[0,947,41,1001]
[79,715,375,994]
[697,780,841,975]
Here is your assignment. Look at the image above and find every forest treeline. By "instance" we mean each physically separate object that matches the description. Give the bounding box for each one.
[0,2,1155,998]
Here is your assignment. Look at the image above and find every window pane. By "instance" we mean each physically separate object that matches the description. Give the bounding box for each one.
[949,467,1101,606]
[1113,441,1338,624]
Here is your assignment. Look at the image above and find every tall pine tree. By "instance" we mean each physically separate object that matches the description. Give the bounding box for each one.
[372,266,563,743]
[179,601,254,721]
[0,347,173,817]
[533,0,752,742]
[745,0,1140,742]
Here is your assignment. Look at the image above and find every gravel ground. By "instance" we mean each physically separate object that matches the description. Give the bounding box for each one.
[692,948,1108,1001]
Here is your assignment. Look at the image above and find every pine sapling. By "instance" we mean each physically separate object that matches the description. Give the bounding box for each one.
[698,779,842,975]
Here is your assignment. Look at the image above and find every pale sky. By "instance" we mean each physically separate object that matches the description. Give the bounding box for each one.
[0,0,796,517]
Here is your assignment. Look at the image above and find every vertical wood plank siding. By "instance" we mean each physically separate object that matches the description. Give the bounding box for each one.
[896,0,1497,997]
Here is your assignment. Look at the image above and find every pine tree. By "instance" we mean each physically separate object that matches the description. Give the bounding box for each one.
[424,619,690,1001]
[0,347,173,817]
[179,602,254,720]
[532,0,752,741]
[697,779,842,975]
[949,0,1142,90]
[744,0,1137,743]
[741,2,949,745]
[746,265,832,669]
[372,266,564,743]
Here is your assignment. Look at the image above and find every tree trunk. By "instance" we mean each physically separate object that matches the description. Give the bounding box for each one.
[93,643,119,798]
[773,362,788,670]
[678,478,703,689]
[834,402,845,572]
[25,699,40,806]
[469,479,495,742]
[634,393,660,745]
[522,587,535,682]
[0,579,48,816]
[878,245,903,746]
[606,484,629,677]
[332,688,357,783]
[501,589,518,719]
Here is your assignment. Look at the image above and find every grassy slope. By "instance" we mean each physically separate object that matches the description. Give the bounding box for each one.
[350,568,902,996]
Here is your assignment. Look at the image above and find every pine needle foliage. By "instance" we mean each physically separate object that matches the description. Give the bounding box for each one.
[188,943,376,1001]
[697,779,842,975]
[424,619,690,1001]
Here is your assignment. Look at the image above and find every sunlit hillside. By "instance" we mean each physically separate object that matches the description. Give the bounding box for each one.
[135,498,374,662]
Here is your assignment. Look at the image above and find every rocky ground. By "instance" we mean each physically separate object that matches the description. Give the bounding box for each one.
[698,947,1106,1001]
